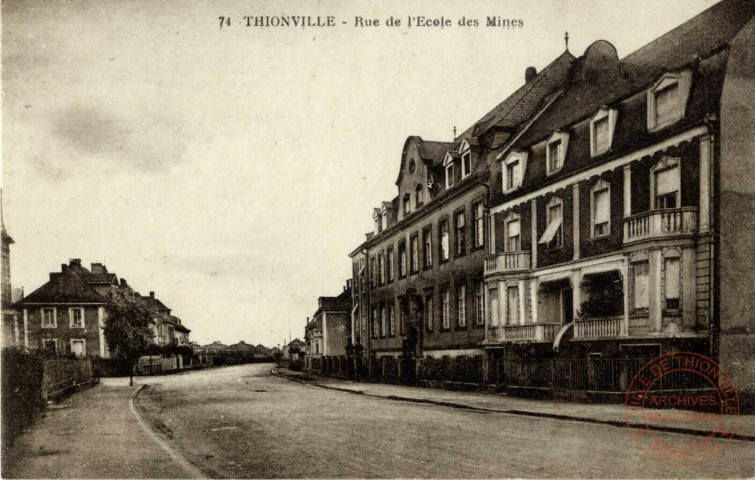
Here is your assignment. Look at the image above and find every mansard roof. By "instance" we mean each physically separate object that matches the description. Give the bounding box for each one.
[458,50,576,140]
[514,0,754,149]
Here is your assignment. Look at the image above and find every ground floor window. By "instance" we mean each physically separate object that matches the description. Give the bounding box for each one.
[70,339,86,357]
[507,286,519,325]
[633,262,649,310]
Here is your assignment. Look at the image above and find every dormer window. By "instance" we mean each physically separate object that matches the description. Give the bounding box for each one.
[590,107,618,157]
[445,163,455,188]
[647,71,691,131]
[502,151,527,193]
[459,140,472,179]
[546,131,569,175]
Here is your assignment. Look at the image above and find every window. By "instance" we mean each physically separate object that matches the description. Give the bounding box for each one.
[655,84,679,126]
[426,294,434,332]
[70,308,85,328]
[472,202,484,248]
[590,108,617,156]
[591,180,610,238]
[507,286,519,325]
[454,210,466,256]
[416,185,424,207]
[539,198,563,248]
[507,218,521,252]
[42,308,56,328]
[42,338,58,355]
[70,339,86,358]
[399,301,406,336]
[422,226,433,268]
[410,234,419,274]
[655,165,680,209]
[380,305,387,337]
[386,247,395,282]
[370,256,377,287]
[505,159,521,191]
[378,252,385,285]
[403,194,411,215]
[440,219,450,262]
[388,304,395,336]
[647,73,690,130]
[633,262,650,310]
[461,152,471,178]
[458,284,466,327]
[442,287,450,329]
[665,257,680,310]
[398,241,407,278]
[474,281,484,326]
[593,118,609,153]
[489,288,499,327]
[548,140,562,173]
[446,163,455,188]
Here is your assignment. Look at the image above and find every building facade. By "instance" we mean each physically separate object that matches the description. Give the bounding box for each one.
[305,284,352,368]
[16,259,191,357]
[480,0,755,400]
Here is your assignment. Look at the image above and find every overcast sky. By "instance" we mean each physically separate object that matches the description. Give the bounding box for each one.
[2,0,715,348]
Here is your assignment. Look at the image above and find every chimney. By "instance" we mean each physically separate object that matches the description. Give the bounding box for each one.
[69,258,82,267]
[150,291,155,299]
[525,66,537,83]
[120,278,128,286]
[91,263,105,274]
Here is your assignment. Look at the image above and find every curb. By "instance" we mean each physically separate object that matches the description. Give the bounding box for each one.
[271,368,755,443]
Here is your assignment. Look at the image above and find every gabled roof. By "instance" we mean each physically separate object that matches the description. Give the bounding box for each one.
[226,341,255,351]
[286,338,306,347]
[17,269,107,305]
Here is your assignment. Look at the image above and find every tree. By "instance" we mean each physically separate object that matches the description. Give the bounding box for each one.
[103,300,153,386]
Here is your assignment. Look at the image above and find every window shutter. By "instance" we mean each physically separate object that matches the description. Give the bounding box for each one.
[656,167,679,196]
[594,190,610,224]
[508,220,520,238]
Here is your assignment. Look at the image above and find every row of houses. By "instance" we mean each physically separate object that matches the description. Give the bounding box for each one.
[198,340,279,358]
[302,0,754,401]
[4,256,192,358]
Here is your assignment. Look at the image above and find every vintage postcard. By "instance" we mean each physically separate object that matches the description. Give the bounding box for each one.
[2,0,754,478]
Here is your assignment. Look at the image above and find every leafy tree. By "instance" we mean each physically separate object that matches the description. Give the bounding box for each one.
[103,300,153,386]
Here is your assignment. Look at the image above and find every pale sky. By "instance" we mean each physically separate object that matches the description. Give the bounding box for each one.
[2,0,715,348]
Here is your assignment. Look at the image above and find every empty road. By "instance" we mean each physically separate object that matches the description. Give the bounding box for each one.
[135,363,754,478]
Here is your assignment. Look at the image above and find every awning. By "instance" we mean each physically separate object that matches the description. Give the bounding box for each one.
[538,216,562,244]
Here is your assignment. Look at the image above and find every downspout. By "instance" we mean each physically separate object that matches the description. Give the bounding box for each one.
[702,115,719,360]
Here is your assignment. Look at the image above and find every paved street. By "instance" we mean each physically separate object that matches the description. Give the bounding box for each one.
[134,363,754,478]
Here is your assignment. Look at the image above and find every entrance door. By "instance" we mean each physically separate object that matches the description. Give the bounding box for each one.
[561,287,573,324]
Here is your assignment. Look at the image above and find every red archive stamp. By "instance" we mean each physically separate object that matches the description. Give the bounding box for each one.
[624,352,740,467]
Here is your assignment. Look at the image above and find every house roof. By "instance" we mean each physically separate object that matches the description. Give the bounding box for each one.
[286,338,305,347]
[457,50,576,140]
[17,269,107,305]
[514,0,754,149]
[226,341,255,351]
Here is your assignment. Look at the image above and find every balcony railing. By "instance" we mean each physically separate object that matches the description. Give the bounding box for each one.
[500,322,560,342]
[484,251,531,275]
[623,207,698,244]
[574,316,623,339]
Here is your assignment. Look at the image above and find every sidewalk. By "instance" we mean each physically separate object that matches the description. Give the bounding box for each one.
[3,383,203,479]
[273,366,755,441]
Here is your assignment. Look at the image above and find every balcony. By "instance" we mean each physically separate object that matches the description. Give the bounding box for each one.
[500,323,560,342]
[623,207,698,244]
[574,316,623,339]
[484,251,531,275]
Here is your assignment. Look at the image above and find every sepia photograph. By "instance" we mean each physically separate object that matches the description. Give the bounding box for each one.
[1,0,754,478]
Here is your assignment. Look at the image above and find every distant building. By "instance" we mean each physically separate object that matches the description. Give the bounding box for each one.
[225,341,256,354]
[202,341,228,354]
[282,338,306,360]
[15,259,192,357]
[1,193,21,349]
[305,283,352,366]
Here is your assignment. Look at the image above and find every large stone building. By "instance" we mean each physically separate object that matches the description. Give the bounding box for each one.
[348,0,755,402]
[349,42,575,376]
[478,0,755,401]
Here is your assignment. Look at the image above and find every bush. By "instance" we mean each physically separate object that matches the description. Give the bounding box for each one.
[2,349,45,456]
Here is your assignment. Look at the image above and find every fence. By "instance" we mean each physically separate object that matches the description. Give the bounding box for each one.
[2,350,99,456]
[504,357,711,397]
